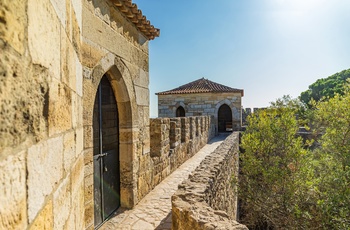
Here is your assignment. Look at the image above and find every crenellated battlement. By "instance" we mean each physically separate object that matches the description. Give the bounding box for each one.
[140,116,216,194]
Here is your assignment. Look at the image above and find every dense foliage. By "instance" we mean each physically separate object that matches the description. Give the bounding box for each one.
[300,68,350,106]
[238,89,350,229]
[239,104,313,229]
[311,89,350,229]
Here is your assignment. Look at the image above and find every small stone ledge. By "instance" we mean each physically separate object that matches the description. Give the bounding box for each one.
[171,132,248,230]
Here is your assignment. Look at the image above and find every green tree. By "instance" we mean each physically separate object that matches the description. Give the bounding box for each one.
[239,106,313,229]
[300,68,350,106]
[312,88,350,229]
[239,90,350,229]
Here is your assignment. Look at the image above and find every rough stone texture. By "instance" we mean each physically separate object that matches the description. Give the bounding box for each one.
[29,199,53,230]
[0,48,49,157]
[81,0,157,225]
[27,136,64,222]
[158,92,243,131]
[1,0,86,228]
[172,132,248,230]
[0,151,27,230]
[99,134,228,230]
[28,0,61,80]
[0,0,26,54]
[1,0,158,228]
[53,177,71,229]
[48,78,73,136]
[138,116,216,202]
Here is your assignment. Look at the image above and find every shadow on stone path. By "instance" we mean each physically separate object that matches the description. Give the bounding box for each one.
[99,133,229,230]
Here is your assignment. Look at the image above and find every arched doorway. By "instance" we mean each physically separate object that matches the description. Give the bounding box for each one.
[176,106,185,117]
[93,75,120,228]
[218,104,232,132]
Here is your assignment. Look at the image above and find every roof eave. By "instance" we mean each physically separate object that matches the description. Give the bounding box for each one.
[111,0,160,40]
[156,90,244,96]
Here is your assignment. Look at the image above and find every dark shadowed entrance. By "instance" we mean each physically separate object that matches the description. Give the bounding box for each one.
[218,104,232,132]
[176,106,185,117]
[93,75,120,228]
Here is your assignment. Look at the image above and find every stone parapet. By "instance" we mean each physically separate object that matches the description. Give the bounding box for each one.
[146,116,215,193]
[171,132,248,230]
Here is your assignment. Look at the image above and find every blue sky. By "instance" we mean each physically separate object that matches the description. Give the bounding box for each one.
[133,0,350,118]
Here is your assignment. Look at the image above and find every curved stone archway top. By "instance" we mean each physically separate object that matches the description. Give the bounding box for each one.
[172,101,187,113]
[214,99,233,118]
[91,54,135,102]
[83,52,141,209]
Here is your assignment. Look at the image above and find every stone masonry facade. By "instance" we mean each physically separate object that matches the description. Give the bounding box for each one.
[158,92,243,131]
[146,116,216,199]
[0,0,160,229]
[0,0,244,229]
[171,132,248,230]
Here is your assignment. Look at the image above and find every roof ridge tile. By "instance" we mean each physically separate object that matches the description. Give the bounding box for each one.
[156,78,244,96]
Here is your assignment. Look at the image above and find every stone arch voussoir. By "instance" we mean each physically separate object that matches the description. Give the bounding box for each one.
[172,101,187,115]
[214,99,232,119]
[83,52,138,217]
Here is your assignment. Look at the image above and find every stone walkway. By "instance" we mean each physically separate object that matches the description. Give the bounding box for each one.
[99,133,228,230]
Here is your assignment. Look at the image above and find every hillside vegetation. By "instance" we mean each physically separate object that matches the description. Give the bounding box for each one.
[300,68,350,106]
[239,82,350,229]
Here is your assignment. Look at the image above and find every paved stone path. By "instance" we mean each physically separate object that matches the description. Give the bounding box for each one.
[99,133,228,230]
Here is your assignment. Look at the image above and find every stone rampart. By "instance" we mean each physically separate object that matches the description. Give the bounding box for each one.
[145,116,216,192]
[171,132,248,230]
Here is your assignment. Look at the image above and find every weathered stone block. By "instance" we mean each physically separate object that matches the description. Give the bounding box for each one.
[71,4,82,57]
[0,54,49,151]
[76,57,83,96]
[71,155,84,196]
[171,133,247,230]
[84,148,93,166]
[29,199,53,230]
[48,79,72,136]
[71,0,83,33]
[53,177,71,229]
[61,29,77,92]
[134,68,149,89]
[135,86,149,106]
[0,151,27,230]
[28,136,63,221]
[70,176,84,230]
[120,187,134,209]
[50,0,66,28]
[84,202,94,228]
[84,183,93,206]
[28,0,61,80]
[0,0,26,54]
[81,39,107,68]
[64,130,76,173]
[76,127,84,157]
[83,125,93,149]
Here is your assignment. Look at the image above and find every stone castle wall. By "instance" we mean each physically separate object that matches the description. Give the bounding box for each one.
[0,0,227,229]
[136,116,216,199]
[0,0,153,229]
[81,0,153,227]
[158,92,243,130]
[171,132,248,230]
[1,0,85,229]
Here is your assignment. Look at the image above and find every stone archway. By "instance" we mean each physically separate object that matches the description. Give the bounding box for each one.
[218,104,232,132]
[176,106,185,117]
[172,101,186,118]
[83,54,138,226]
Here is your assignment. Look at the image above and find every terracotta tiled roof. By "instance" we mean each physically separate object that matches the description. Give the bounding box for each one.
[112,0,160,40]
[156,78,244,96]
